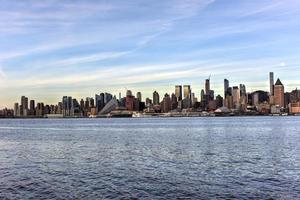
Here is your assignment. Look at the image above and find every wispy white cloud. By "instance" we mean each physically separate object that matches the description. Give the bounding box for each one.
[0,67,5,78]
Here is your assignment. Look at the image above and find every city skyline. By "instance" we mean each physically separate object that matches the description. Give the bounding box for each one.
[1,0,300,108]
[0,67,299,109]
[3,71,300,118]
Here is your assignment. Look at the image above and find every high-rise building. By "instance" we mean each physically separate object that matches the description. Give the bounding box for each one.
[21,96,28,116]
[29,100,35,115]
[171,93,178,110]
[200,89,205,102]
[240,84,246,96]
[153,91,160,105]
[137,92,142,102]
[126,90,135,111]
[216,95,223,108]
[191,93,197,106]
[183,85,191,99]
[224,79,229,97]
[36,103,44,117]
[205,79,210,95]
[232,86,240,109]
[183,85,192,108]
[104,93,113,104]
[270,72,274,96]
[175,85,182,101]
[161,93,172,113]
[68,97,74,116]
[14,103,19,117]
[239,84,247,111]
[96,93,105,112]
[274,78,285,108]
[62,96,73,116]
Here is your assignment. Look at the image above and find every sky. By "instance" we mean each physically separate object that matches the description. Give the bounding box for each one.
[1,0,300,108]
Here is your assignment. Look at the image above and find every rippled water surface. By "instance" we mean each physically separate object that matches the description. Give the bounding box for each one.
[0,117,300,199]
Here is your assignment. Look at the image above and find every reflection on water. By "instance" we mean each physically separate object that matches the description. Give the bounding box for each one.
[0,117,300,199]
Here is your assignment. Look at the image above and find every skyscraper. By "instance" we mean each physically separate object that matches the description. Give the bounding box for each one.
[205,79,210,95]
[104,93,113,104]
[153,91,160,105]
[137,92,142,102]
[14,103,19,117]
[29,100,35,115]
[269,72,274,96]
[232,86,240,109]
[240,84,246,97]
[183,85,191,99]
[175,85,182,101]
[161,93,172,113]
[21,96,28,116]
[274,78,285,108]
[224,79,229,97]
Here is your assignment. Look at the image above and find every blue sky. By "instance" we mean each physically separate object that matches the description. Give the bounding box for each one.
[1,0,300,108]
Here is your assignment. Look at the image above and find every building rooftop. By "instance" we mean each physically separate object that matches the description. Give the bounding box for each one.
[275,78,283,86]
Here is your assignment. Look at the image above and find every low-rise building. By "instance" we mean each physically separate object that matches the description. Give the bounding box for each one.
[289,102,300,114]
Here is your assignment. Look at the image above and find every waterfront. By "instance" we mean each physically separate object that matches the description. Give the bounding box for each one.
[0,117,300,199]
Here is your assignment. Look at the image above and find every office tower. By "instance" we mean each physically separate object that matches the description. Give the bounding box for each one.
[183,85,191,99]
[21,96,28,116]
[205,79,210,95]
[240,84,246,97]
[29,100,35,115]
[171,93,178,110]
[80,99,85,110]
[85,98,91,110]
[191,93,198,106]
[232,86,240,109]
[183,85,192,108]
[208,90,214,101]
[95,95,100,110]
[14,103,19,117]
[161,93,172,113]
[89,98,95,108]
[216,95,223,108]
[175,85,182,101]
[62,96,73,116]
[270,72,274,96]
[62,96,68,116]
[57,102,63,114]
[125,91,135,111]
[153,91,160,105]
[96,93,105,111]
[137,92,142,102]
[239,84,247,111]
[224,79,229,97]
[68,97,73,116]
[274,78,285,108]
[29,100,35,111]
[201,89,205,102]
[104,93,113,104]
[36,103,44,117]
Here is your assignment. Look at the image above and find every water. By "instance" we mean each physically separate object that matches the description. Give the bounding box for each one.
[0,117,300,199]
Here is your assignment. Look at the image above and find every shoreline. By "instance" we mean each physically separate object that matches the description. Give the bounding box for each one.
[1,114,300,119]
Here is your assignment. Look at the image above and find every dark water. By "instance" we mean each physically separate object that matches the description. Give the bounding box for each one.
[0,117,300,199]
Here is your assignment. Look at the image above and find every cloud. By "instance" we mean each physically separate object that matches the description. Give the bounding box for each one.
[169,0,215,19]
[0,67,4,78]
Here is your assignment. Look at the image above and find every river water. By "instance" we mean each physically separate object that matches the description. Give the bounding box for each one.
[0,117,300,199]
